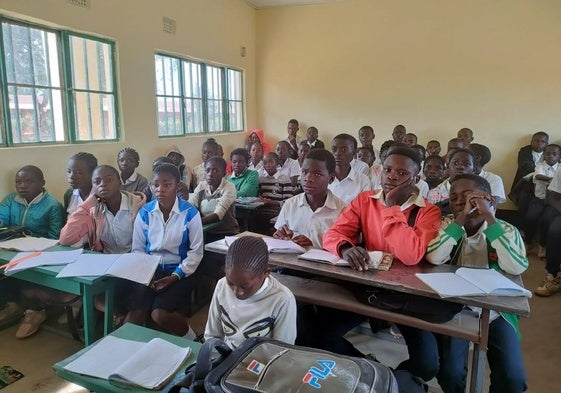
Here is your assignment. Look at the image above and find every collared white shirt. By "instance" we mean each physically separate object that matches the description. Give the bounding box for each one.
[533,162,558,199]
[121,171,138,186]
[67,189,85,215]
[479,170,506,204]
[190,177,237,221]
[532,150,543,165]
[249,160,264,173]
[351,159,370,176]
[100,192,137,254]
[275,190,346,248]
[427,179,451,204]
[277,157,301,179]
[370,186,426,211]
[548,165,561,194]
[417,178,429,198]
[328,167,371,204]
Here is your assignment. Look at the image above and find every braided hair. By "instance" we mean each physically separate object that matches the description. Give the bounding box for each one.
[225,236,268,274]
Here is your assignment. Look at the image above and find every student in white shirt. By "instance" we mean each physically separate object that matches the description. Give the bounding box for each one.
[275,140,301,187]
[64,152,98,215]
[248,141,264,173]
[328,134,371,204]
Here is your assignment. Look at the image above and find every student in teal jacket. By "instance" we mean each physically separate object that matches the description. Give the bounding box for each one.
[227,148,259,197]
[0,165,65,239]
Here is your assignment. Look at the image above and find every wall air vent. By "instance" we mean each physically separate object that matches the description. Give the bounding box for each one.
[67,0,90,8]
[162,17,176,35]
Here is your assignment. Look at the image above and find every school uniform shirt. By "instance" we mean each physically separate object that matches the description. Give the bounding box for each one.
[189,178,239,235]
[227,169,260,198]
[120,171,149,194]
[533,162,558,199]
[285,136,301,159]
[417,178,429,198]
[548,165,561,194]
[275,190,346,248]
[248,160,264,173]
[0,190,65,239]
[323,188,441,265]
[132,196,204,278]
[192,163,205,188]
[427,179,451,204]
[205,275,297,349]
[479,169,506,204]
[64,188,85,215]
[277,157,301,179]
[259,172,295,205]
[351,158,370,177]
[328,167,371,205]
[307,139,325,149]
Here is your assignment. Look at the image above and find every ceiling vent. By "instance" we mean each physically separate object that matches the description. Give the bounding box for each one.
[67,0,90,8]
[162,17,176,35]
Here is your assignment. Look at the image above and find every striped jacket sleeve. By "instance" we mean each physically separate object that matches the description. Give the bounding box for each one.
[425,216,463,265]
[484,220,529,275]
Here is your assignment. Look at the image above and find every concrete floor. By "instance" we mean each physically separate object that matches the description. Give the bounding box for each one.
[0,253,557,392]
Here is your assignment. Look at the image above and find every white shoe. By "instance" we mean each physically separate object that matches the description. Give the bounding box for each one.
[16,309,47,339]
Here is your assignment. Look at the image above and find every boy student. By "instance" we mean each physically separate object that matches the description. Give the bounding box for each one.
[423,155,446,190]
[189,157,238,242]
[426,140,441,157]
[192,138,220,188]
[132,163,204,336]
[204,236,297,348]
[522,144,561,246]
[227,148,259,198]
[392,124,406,143]
[166,145,193,188]
[443,137,468,165]
[418,174,528,393]
[274,148,346,248]
[358,125,381,165]
[248,141,264,173]
[117,147,149,194]
[469,143,507,204]
[285,118,301,160]
[403,132,418,147]
[357,146,376,167]
[328,134,371,204]
[316,147,440,356]
[306,126,325,149]
[297,140,310,167]
[275,140,301,187]
[64,152,98,215]
[457,127,474,146]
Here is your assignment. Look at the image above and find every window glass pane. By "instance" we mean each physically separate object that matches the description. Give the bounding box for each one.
[207,99,223,132]
[157,96,182,136]
[229,101,243,131]
[69,36,113,92]
[73,92,116,141]
[184,98,203,133]
[206,66,222,100]
[227,69,242,101]
[184,61,202,98]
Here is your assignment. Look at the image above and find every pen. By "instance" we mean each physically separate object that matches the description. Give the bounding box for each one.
[467,206,478,215]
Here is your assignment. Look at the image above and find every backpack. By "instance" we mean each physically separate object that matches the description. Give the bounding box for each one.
[170,337,399,393]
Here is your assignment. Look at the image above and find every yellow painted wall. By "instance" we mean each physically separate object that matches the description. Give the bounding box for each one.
[0,0,255,199]
[256,0,561,207]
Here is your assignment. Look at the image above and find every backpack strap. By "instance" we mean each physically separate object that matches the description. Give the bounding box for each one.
[407,205,420,228]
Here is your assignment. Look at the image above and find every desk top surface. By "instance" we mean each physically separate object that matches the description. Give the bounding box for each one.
[53,323,200,393]
[205,233,530,317]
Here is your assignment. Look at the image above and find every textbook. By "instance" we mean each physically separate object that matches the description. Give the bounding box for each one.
[416,267,532,298]
[63,335,191,390]
[56,253,161,285]
[225,236,306,254]
[298,249,394,271]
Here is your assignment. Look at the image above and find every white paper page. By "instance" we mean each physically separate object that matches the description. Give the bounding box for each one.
[263,238,305,253]
[416,272,486,298]
[109,338,191,389]
[224,236,238,247]
[298,249,345,264]
[4,248,84,275]
[0,237,58,251]
[367,251,384,268]
[56,254,118,278]
[456,268,532,297]
[63,335,145,379]
[106,253,160,285]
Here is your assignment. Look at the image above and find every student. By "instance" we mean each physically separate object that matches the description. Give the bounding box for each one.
[148,156,189,201]
[64,152,98,215]
[297,140,311,167]
[305,126,325,149]
[403,133,417,147]
[423,155,446,190]
[189,157,239,242]
[357,146,376,167]
[317,147,440,356]
[443,137,468,166]
[59,165,146,324]
[166,145,193,188]
[0,165,66,338]
[418,174,528,393]
[274,148,346,248]
[192,138,220,188]
[369,140,400,189]
[469,143,506,204]
[204,236,297,348]
[358,125,381,164]
[117,147,149,194]
[132,163,204,336]
[522,144,560,245]
[426,140,441,157]
[457,127,474,146]
[285,118,301,159]
[328,134,371,204]
[275,140,301,187]
[245,128,270,155]
[392,124,406,143]
[227,148,259,197]
[248,141,264,173]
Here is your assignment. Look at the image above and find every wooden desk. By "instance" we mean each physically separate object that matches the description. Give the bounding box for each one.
[205,235,530,393]
[0,248,115,346]
[53,323,200,393]
[234,200,265,231]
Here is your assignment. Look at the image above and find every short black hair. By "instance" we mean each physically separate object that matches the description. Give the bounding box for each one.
[230,147,250,163]
[276,140,291,150]
[449,148,476,164]
[226,236,268,274]
[359,125,374,134]
[264,152,279,163]
[288,119,299,126]
[380,140,395,155]
[357,146,376,161]
[333,133,358,150]
[411,144,426,157]
[304,148,336,173]
[206,156,227,172]
[424,154,446,168]
[153,163,180,183]
[385,147,421,173]
[18,165,44,181]
[427,140,440,146]
[469,143,491,167]
[94,165,120,179]
[152,156,174,170]
[202,137,220,152]
[533,131,549,140]
[451,174,492,195]
[546,144,561,154]
[118,147,140,163]
[70,152,98,173]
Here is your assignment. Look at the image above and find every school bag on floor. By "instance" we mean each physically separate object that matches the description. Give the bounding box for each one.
[169,337,399,393]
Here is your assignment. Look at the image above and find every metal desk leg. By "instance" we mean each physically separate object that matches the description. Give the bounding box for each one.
[103,280,114,336]
[81,284,97,346]
[469,308,490,393]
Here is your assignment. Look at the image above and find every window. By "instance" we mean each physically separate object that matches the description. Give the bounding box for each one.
[155,53,244,136]
[0,18,118,146]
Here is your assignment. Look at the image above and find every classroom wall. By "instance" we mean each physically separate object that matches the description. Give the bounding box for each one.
[0,0,255,199]
[255,0,561,208]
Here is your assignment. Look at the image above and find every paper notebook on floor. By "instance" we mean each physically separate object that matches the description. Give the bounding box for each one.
[63,335,191,390]
[416,267,532,298]
[225,236,305,254]
[298,249,394,271]
[56,253,161,285]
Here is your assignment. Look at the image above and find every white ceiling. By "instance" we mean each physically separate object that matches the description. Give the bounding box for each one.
[245,0,343,9]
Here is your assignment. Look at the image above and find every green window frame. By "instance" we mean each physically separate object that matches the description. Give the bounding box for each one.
[0,17,119,146]
[155,53,244,136]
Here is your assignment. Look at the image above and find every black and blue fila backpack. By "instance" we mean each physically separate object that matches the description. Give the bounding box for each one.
[170,337,400,393]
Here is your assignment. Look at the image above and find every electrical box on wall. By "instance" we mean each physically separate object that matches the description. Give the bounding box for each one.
[162,17,176,35]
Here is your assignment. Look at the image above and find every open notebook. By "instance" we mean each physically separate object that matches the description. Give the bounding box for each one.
[416,267,532,298]
[225,236,305,254]
[298,249,394,271]
[63,335,191,390]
